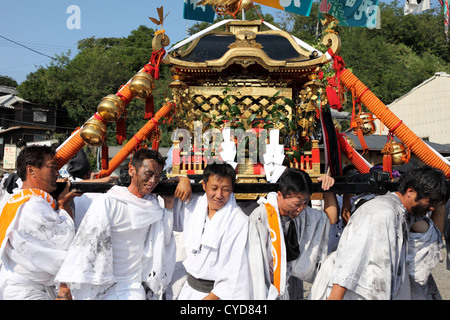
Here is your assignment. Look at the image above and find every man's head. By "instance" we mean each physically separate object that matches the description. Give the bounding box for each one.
[128,148,165,198]
[202,163,236,215]
[277,168,313,219]
[16,145,59,193]
[397,165,449,218]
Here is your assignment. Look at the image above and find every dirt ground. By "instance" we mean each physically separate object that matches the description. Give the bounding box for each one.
[431,247,449,300]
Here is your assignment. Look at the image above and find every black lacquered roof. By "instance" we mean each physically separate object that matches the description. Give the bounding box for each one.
[179,33,311,63]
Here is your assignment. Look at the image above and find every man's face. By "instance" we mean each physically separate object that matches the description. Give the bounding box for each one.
[277,191,310,219]
[129,159,162,198]
[409,195,440,218]
[202,175,233,215]
[33,155,59,193]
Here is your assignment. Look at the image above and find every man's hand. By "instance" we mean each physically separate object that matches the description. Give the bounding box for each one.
[203,292,219,300]
[175,176,192,202]
[56,179,81,219]
[317,174,335,191]
[55,283,73,300]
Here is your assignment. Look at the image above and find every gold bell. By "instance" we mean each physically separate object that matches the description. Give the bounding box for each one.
[359,112,376,135]
[97,94,125,122]
[80,117,107,146]
[346,136,356,149]
[390,141,407,165]
[333,119,342,132]
[129,72,154,100]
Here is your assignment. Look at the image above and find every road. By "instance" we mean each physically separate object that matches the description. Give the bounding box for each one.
[431,247,449,300]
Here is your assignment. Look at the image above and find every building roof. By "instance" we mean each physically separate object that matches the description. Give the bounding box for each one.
[387,72,450,106]
[0,94,28,109]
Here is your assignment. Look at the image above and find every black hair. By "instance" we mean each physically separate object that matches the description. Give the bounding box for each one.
[202,163,236,188]
[278,168,313,197]
[16,145,56,181]
[130,148,165,170]
[398,165,449,204]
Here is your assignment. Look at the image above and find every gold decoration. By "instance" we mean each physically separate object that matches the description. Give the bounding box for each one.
[129,72,154,100]
[97,94,125,122]
[390,141,409,165]
[358,112,376,135]
[80,118,107,146]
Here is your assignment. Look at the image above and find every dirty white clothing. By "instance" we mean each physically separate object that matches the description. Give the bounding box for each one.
[173,193,250,300]
[310,192,414,300]
[248,192,330,299]
[0,191,75,300]
[69,177,101,231]
[407,216,443,300]
[55,186,175,300]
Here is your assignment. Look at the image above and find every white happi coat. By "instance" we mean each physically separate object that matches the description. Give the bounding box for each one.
[0,191,75,300]
[248,192,330,299]
[173,193,251,300]
[310,192,414,300]
[407,216,443,300]
[54,186,175,300]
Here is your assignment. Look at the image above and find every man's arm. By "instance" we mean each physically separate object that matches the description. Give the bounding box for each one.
[327,284,347,300]
[317,174,339,225]
[160,176,192,209]
[430,203,445,234]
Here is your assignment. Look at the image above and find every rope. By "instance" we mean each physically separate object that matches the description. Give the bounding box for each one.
[97,101,174,177]
[340,69,450,176]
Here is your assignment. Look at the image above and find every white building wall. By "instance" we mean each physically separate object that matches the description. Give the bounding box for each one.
[375,72,450,145]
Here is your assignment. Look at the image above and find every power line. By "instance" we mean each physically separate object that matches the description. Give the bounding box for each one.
[0,35,58,61]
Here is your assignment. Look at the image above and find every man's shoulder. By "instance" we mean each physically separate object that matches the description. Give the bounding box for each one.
[248,202,269,223]
[353,193,403,221]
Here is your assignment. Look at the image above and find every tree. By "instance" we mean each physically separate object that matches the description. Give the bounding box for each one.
[0,75,18,87]
[17,25,173,146]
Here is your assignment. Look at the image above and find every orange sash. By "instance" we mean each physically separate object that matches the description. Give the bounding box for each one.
[265,202,282,294]
[0,189,56,246]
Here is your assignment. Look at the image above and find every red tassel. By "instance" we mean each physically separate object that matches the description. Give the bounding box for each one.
[326,85,343,112]
[145,96,154,119]
[383,154,393,178]
[101,145,109,170]
[116,117,126,145]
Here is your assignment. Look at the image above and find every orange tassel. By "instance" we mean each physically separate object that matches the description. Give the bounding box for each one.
[356,128,369,155]
[152,138,159,151]
[383,154,393,178]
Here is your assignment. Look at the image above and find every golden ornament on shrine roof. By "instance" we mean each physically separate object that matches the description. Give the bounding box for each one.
[129,72,154,100]
[79,117,107,146]
[97,94,125,122]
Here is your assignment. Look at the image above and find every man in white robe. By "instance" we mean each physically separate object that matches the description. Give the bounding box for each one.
[169,163,251,300]
[310,166,448,300]
[0,146,77,300]
[66,149,116,230]
[55,149,191,300]
[407,215,443,300]
[248,168,338,299]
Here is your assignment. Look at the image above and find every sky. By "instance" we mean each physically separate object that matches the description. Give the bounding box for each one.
[0,0,283,84]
